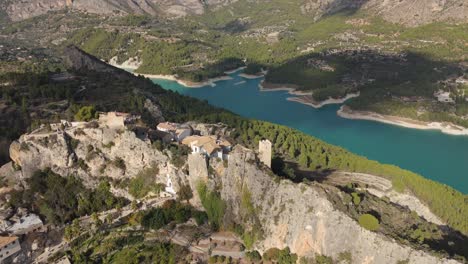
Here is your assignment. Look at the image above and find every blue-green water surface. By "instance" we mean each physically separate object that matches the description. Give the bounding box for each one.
[152,71,468,193]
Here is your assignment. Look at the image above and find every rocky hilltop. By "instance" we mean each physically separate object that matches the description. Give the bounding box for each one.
[2,0,467,25]
[2,0,209,21]
[301,0,468,26]
[2,116,465,263]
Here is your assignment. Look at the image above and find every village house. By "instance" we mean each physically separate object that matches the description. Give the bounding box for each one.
[182,135,232,160]
[0,236,21,262]
[156,122,192,142]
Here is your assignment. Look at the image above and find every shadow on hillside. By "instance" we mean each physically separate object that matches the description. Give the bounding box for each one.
[265,48,464,108]
[319,0,370,19]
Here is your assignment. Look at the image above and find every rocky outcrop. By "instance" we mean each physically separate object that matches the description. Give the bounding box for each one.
[6,124,168,188]
[363,0,468,27]
[63,46,134,78]
[218,146,460,264]
[3,0,466,25]
[3,0,215,21]
[300,0,468,26]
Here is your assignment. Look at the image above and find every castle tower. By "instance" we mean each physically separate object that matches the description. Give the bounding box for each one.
[259,139,272,168]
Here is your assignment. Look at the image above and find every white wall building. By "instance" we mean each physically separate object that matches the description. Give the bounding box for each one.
[0,236,21,262]
[182,135,231,160]
[156,122,192,142]
[7,214,44,235]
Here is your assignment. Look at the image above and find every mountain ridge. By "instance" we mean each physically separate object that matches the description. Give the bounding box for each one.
[1,0,467,26]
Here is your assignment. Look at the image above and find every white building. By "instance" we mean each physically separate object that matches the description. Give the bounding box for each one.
[7,214,44,235]
[156,122,192,142]
[0,236,21,262]
[182,135,231,160]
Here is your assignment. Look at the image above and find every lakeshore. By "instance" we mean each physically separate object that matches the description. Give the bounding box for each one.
[115,62,468,137]
[151,70,468,193]
[287,92,360,109]
[258,80,360,108]
[112,61,241,88]
[337,105,468,136]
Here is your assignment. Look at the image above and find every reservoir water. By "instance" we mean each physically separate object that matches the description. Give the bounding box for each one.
[151,71,468,194]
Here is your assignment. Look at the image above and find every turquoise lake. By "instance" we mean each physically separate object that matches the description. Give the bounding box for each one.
[151,71,468,194]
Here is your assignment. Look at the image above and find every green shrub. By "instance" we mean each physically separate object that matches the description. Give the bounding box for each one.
[74,105,98,121]
[246,250,262,262]
[358,214,380,231]
[140,200,197,230]
[112,157,126,171]
[11,169,127,224]
[178,184,193,202]
[196,181,225,230]
[263,247,297,263]
[128,165,161,198]
[338,251,352,264]
[192,211,208,225]
[351,192,361,206]
[70,138,80,150]
[315,254,334,264]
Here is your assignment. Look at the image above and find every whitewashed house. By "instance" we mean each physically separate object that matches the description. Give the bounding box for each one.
[182,135,232,160]
[156,122,192,142]
[0,236,21,262]
[7,214,44,235]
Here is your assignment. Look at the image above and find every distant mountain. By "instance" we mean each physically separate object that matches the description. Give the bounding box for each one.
[1,0,467,26]
[1,0,207,21]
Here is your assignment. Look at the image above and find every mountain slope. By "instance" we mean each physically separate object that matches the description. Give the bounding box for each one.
[2,0,207,21]
[1,0,467,26]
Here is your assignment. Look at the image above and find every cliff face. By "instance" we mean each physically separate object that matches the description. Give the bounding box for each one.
[219,146,460,264]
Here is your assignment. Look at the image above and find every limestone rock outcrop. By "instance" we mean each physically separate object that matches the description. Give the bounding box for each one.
[218,146,460,264]
[6,124,168,188]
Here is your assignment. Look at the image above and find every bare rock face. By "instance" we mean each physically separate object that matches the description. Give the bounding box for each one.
[7,125,168,187]
[219,146,460,264]
[3,0,211,21]
[3,0,466,25]
[363,0,468,26]
[300,0,468,26]
[187,153,209,206]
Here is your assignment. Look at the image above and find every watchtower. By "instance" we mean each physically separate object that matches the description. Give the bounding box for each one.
[259,139,272,168]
